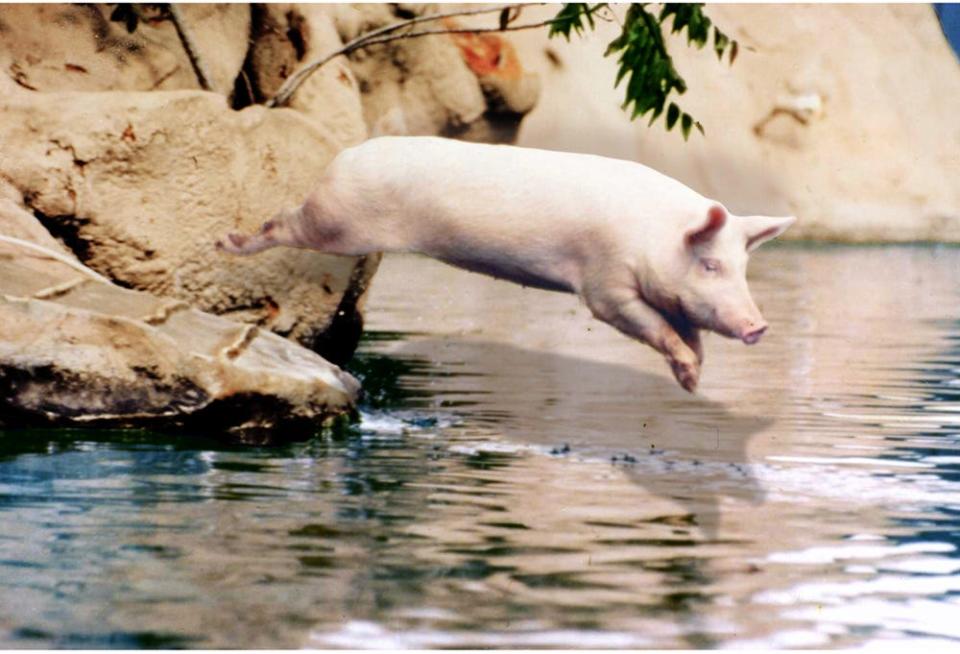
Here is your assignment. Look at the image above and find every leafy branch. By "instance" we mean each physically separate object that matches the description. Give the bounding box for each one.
[268,4,537,108]
[550,3,738,139]
[111,3,737,141]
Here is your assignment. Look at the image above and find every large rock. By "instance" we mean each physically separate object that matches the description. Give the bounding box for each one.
[0,3,543,436]
[512,5,960,242]
[0,4,378,362]
[240,4,368,144]
[0,4,250,95]
[0,203,359,442]
[332,4,540,142]
[0,81,378,363]
[0,3,542,364]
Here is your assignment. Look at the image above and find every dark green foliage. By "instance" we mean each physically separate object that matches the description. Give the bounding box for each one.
[548,3,603,39]
[548,3,737,140]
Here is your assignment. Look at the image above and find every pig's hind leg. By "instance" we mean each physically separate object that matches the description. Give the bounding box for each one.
[583,284,701,392]
[217,207,306,256]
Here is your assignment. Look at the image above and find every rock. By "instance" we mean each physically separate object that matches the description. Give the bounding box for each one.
[242,4,367,144]
[0,3,543,367]
[443,16,542,143]
[0,4,250,95]
[335,4,540,142]
[0,203,359,442]
[512,4,960,242]
[0,84,377,362]
[0,2,544,436]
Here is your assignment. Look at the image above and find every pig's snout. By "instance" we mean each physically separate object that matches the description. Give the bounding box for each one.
[741,323,768,345]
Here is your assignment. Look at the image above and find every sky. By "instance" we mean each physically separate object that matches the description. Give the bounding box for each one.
[935,3,960,60]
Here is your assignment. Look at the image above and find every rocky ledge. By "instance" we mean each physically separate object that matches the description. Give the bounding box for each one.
[0,201,359,443]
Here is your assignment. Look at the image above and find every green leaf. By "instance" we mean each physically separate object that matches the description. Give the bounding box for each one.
[566,2,732,138]
[666,102,680,130]
[713,27,729,60]
[550,4,612,40]
[661,5,688,34]
[681,113,693,140]
[604,35,625,57]
[549,4,590,40]
[648,100,666,126]
[614,59,631,88]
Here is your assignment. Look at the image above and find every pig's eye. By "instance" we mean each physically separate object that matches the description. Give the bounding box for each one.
[701,258,722,273]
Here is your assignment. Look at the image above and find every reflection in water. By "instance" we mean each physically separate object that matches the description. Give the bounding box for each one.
[0,246,959,648]
[369,337,773,537]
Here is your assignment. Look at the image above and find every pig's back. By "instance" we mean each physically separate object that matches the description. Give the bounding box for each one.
[330,136,701,227]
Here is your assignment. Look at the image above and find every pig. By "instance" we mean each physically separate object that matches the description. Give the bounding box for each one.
[217,136,795,392]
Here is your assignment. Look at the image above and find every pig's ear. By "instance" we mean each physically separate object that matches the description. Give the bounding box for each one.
[685,205,727,249]
[743,215,796,252]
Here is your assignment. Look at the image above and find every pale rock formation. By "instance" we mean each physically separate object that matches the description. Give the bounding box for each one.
[0,3,542,433]
[0,4,250,95]
[0,202,359,441]
[0,84,377,363]
[0,4,541,366]
[513,4,960,242]
[337,4,540,142]
[0,3,379,363]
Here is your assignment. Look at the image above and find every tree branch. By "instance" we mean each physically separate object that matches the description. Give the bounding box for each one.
[267,3,549,109]
[168,4,213,91]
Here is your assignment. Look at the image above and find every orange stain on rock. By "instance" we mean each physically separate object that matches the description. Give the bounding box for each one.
[442,17,522,81]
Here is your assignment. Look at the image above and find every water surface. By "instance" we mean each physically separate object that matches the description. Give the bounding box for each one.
[1,245,959,648]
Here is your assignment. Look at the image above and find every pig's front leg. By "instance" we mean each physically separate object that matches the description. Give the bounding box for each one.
[584,286,701,392]
[671,318,703,365]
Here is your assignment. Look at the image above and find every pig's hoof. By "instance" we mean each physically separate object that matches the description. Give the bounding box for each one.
[216,233,246,254]
[671,360,699,393]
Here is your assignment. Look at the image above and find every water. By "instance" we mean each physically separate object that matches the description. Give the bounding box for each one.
[1,245,959,648]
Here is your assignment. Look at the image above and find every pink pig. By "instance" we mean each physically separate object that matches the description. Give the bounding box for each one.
[218,136,795,392]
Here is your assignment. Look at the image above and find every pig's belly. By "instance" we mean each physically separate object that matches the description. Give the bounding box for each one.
[435,252,575,294]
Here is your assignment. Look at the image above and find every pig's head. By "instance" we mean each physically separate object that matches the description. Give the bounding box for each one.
[665,205,794,345]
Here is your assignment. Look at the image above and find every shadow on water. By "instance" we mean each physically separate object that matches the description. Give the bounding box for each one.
[355,334,774,537]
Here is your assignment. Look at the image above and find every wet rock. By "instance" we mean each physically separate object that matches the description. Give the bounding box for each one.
[0,204,359,441]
